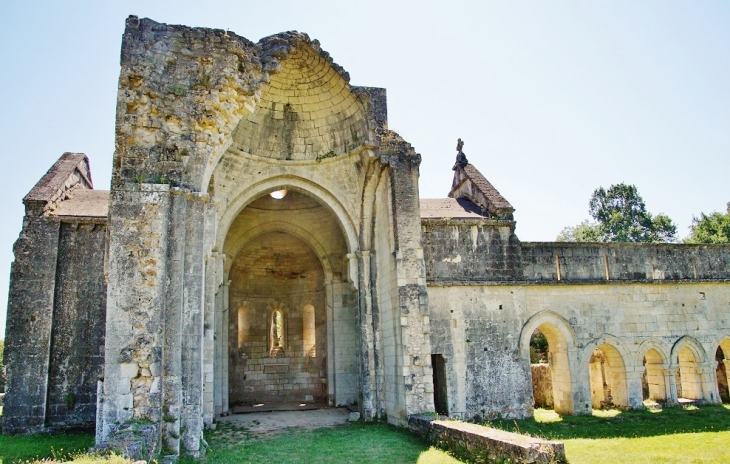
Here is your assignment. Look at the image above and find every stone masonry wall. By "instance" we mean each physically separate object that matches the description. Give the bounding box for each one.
[521,242,730,282]
[45,222,107,429]
[428,281,730,419]
[3,216,107,433]
[422,220,520,283]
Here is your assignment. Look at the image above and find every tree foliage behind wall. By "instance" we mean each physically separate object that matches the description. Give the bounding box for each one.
[685,203,730,244]
[557,183,677,243]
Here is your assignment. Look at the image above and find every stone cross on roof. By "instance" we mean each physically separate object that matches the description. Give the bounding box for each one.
[453,138,469,170]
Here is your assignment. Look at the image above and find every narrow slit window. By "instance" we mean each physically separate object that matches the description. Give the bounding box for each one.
[270,309,285,356]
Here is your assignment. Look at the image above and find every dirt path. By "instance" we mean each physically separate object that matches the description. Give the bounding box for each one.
[212,408,351,443]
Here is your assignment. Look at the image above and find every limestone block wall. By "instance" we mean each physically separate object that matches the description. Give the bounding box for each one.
[521,242,730,282]
[45,222,107,428]
[422,220,520,282]
[3,217,107,433]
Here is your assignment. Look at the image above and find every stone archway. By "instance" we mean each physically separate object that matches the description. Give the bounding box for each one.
[642,348,668,402]
[587,343,629,408]
[219,189,359,412]
[716,337,730,403]
[671,337,709,402]
[520,312,577,415]
[228,231,328,407]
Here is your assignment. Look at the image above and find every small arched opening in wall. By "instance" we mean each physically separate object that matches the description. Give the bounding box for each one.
[302,304,316,358]
[521,313,576,416]
[237,304,251,349]
[269,308,286,357]
[641,348,668,403]
[715,337,730,403]
[587,343,629,409]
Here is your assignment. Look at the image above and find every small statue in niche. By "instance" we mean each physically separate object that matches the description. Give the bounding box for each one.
[453,138,469,170]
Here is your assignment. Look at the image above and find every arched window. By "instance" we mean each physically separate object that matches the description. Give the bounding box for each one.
[237,305,250,349]
[302,304,316,357]
[270,309,285,356]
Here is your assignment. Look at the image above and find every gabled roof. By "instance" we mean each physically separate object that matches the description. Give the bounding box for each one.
[448,162,514,220]
[420,198,490,219]
[23,153,93,207]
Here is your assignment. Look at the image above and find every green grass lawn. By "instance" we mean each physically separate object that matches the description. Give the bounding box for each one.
[0,432,95,463]
[182,422,462,464]
[487,404,730,463]
[3,405,730,463]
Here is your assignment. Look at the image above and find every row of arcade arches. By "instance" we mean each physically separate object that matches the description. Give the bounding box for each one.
[521,311,730,415]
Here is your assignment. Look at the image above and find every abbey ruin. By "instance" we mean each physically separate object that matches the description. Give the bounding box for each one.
[3,16,730,459]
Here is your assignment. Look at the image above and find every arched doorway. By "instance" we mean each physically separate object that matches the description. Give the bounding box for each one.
[588,344,628,408]
[676,346,703,401]
[528,322,574,415]
[642,348,667,402]
[715,338,730,403]
[222,189,359,410]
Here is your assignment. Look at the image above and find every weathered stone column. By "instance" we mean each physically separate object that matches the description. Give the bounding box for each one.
[664,366,679,404]
[99,184,170,456]
[179,194,208,456]
[161,191,187,457]
[381,145,434,421]
[213,269,227,417]
[3,215,60,433]
[222,281,231,415]
[699,362,720,403]
[357,250,378,419]
[625,367,644,408]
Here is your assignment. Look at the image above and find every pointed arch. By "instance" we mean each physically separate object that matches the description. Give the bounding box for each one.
[670,336,708,365]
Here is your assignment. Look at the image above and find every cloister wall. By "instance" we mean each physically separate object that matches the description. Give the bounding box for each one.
[424,218,730,420]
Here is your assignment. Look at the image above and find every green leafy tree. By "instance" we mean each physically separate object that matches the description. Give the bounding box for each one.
[685,203,730,244]
[556,220,601,242]
[588,183,677,243]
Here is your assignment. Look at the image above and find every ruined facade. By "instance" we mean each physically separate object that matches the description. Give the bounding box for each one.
[3,16,730,459]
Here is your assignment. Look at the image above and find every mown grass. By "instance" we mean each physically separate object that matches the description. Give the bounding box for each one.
[181,422,463,464]
[3,405,730,463]
[487,404,730,463]
[0,433,95,464]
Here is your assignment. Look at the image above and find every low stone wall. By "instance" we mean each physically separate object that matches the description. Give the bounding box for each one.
[408,415,565,463]
[531,364,553,409]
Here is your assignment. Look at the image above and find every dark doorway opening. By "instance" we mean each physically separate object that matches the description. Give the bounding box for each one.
[431,354,448,415]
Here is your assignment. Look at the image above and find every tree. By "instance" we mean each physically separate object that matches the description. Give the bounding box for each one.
[556,183,678,243]
[588,183,677,243]
[556,220,601,242]
[685,202,730,244]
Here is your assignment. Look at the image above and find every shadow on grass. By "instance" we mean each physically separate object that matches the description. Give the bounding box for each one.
[486,404,730,440]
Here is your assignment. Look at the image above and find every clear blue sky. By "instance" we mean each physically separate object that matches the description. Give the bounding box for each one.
[1,1,729,335]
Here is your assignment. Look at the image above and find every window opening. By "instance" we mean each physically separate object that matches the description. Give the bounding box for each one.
[302,304,316,357]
